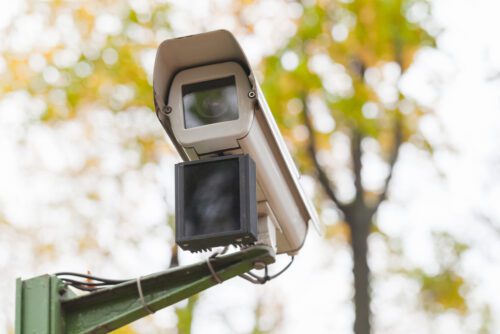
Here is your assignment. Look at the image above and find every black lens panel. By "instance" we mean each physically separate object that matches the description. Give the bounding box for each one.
[183,159,240,236]
[175,155,257,252]
[182,76,238,129]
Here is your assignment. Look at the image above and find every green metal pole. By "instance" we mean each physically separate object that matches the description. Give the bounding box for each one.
[15,274,66,334]
[15,245,274,334]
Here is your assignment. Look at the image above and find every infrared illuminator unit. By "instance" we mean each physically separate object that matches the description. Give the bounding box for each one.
[153,30,320,255]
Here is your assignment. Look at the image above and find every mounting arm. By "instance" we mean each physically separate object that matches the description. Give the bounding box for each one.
[15,245,275,334]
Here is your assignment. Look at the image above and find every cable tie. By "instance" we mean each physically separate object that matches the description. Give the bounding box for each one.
[205,258,222,284]
[136,277,155,315]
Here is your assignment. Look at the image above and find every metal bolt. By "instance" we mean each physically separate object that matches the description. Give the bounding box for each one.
[58,286,67,295]
[248,91,256,98]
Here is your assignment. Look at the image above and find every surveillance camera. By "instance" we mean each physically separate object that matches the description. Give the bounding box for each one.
[153,30,320,255]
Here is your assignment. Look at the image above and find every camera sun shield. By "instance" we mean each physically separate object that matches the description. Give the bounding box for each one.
[175,154,257,252]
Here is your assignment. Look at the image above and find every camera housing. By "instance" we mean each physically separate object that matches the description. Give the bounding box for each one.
[153,30,320,255]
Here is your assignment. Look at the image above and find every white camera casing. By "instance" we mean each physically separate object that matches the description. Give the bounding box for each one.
[153,30,321,255]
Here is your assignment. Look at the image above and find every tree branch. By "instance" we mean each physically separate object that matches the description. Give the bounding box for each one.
[350,129,364,206]
[475,212,500,236]
[372,117,403,213]
[368,39,405,215]
[302,99,347,213]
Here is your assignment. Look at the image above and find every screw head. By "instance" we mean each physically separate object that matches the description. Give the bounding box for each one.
[248,91,256,98]
[163,106,172,115]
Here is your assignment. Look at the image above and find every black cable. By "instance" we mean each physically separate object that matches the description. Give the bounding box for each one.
[267,256,294,280]
[56,253,295,290]
[240,256,295,284]
[58,278,114,286]
[239,273,263,284]
[55,272,133,291]
[55,272,130,284]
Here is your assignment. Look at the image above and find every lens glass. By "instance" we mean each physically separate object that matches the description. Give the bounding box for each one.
[182,158,241,237]
[182,76,238,129]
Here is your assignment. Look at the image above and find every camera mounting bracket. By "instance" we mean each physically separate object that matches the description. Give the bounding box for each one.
[15,246,275,334]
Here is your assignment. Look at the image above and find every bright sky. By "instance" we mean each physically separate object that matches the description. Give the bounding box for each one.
[0,0,499,333]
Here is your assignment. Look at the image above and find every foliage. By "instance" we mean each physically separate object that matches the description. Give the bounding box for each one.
[0,0,490,333]
[175,296,199,334]
[0,1,178,333]
[1,1,174,163]
[412,232,468,314]
[255,0,465,333]
[418,268,467,314]
[260,0,435,178]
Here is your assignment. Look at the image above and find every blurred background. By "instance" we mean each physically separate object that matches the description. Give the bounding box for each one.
[1,0,500,333]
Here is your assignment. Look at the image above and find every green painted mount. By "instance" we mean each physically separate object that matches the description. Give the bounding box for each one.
[16,245,274,334]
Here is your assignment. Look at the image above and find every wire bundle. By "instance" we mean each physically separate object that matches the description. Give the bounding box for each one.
[55,252,294,291]
[55,272,130,291]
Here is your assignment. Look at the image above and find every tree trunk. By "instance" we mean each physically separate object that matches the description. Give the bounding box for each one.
[347,207,372,334]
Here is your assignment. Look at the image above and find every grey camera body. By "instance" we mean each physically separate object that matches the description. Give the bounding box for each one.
[153,30,320,255]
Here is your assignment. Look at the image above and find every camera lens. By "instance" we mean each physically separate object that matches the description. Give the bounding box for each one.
[182,76,239,129]
[201,95,230,118]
